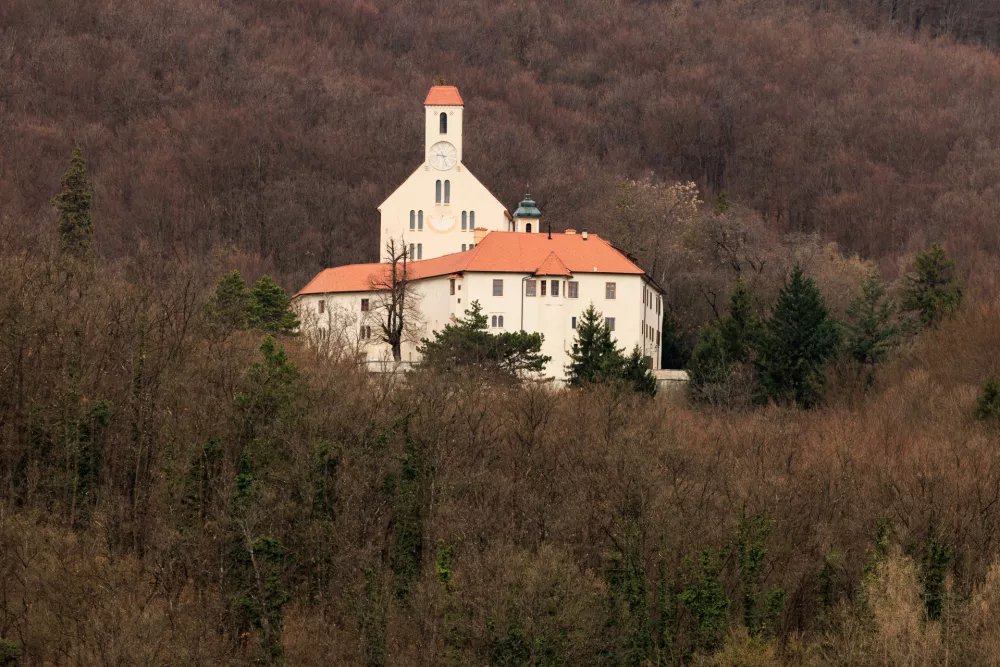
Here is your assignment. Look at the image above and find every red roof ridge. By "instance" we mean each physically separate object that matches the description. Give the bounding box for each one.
[534,251,572,277]
[424,86,464,106]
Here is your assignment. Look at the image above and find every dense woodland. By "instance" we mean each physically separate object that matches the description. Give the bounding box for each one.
[5,0,1000,664]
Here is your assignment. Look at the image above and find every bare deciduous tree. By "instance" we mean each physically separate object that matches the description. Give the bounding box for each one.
[369,239,421,363]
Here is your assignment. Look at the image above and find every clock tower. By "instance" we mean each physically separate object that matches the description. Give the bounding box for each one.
[377,83,511,261]
[424,85,463,167]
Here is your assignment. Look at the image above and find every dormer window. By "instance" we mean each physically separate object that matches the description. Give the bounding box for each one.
[526,223,532,233]
[440,112,447,134]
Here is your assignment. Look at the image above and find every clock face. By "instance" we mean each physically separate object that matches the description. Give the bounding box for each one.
[429,141,458,170]
[428,214,456,233]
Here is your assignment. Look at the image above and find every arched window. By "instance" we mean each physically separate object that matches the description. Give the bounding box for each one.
[469,211,475,227]
[444,180,450,204]
[417,243,422,259]
[418,210,423,230]
[491,315,497,328]
[498,315,504,328]
[526,222,532,233]
[435,180,442,204]
[409,210,415,230]
[440,112,447,134]
[462,211,467,230]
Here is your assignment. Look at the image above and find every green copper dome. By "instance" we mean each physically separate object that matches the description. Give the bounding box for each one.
[513,194,541,219]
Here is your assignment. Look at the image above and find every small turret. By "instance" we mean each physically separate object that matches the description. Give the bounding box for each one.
[513,194,541,233]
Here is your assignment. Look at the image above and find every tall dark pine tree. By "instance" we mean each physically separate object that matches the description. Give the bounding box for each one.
[756,266,840,407]
[845,272,903,369]
[250,276,300,335]
[208,271,254,330]
[566,304,623,386]
[51,145,94,257]
[901,243,963,327]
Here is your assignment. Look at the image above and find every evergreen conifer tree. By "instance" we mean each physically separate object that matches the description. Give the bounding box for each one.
[250,275,300,335]
[660,309,687,370]
[845,272,903,368]
[208,270,254,330]
[975,376,1000,421]
[566,304,624,386]
[901,243,963,327]
[51,145,94,257]
[417,301,549,378]
[719,278,763,364]
[623,346,658,397]
[756,266,840,407]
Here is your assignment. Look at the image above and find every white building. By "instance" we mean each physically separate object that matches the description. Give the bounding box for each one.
[378,85,521,261]
[295,85,664,381]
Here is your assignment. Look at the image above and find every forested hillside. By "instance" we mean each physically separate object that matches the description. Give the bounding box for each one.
[3,0,1000,290]
[6,1,1000,665]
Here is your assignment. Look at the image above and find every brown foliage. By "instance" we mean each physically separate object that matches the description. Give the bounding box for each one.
[2,0,1000,293]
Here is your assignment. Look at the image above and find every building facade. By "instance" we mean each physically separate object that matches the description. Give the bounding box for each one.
[296,85,663,381]
[377,85,522,261]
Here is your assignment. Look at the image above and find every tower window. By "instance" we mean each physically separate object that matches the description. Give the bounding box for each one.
[470,211,475,227]
[409,210,415,230]
[409,243,415,258]
[525,280,536,297]
[540,280,546,296]
[440,112,447,134]
[418,211,423,230]
[526,223,532,233]
[462,244,467,251]
[462,211,467,230]
[417,243,423,259]
[551,280,559,297]
[444,180,450,204]
[435,180,442,204]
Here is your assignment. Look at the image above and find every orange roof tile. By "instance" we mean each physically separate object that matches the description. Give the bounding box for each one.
[533,251,572,277]
[424,85,464,106]
[296,232,646,296]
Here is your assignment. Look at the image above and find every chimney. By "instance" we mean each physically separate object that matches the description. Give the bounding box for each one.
[582,229,588,241]
[474,226,488,245]
[565,229,576,235]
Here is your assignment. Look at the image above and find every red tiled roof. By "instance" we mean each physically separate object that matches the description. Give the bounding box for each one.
[295,232,645,296]
[533,251,572,277]
[424,86,464,106]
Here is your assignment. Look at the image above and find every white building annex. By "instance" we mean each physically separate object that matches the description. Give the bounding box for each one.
[294,84,664,381]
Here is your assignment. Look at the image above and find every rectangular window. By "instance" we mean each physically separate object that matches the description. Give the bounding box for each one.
[450,279,456,295]
[318,299,325,314]
[417,244,423,259]
[605,282,616,299]
[568,281,578,298]
[540,280,547,297]
[571,316,577,329]
[606,317,616,331]
[525,280,536,297]
[551,280,559,297]
[462,244,467,251]
[493,279,504,297]
[361,298,369,312]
